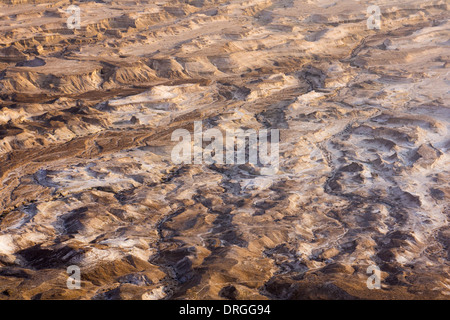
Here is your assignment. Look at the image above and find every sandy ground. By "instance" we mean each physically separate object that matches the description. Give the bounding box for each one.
[0,0,449,299]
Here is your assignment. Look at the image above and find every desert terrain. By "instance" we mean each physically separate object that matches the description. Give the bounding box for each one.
[0,0,449,299]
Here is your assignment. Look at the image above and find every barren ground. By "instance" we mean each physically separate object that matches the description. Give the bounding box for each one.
[0,0,449,299]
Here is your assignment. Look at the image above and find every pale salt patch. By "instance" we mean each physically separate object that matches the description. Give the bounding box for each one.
[0,235,16,255]
[109,84,202,107]
[288,91,327,112]
[142,286,167,300]
[81,247,122,266]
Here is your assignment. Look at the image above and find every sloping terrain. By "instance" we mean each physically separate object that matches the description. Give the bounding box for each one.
[0,0,449,299]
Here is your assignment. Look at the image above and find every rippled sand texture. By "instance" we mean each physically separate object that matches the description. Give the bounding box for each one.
[0,0,449,300]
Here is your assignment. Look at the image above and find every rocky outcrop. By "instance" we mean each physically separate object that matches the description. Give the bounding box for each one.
[0,0,449,300]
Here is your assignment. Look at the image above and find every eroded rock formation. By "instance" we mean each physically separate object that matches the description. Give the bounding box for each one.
[0,0,449,299]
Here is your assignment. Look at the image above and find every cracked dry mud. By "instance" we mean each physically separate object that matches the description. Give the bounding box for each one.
[0,0,449,300]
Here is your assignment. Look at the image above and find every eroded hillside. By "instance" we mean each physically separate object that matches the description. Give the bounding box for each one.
[0,0,449,299]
